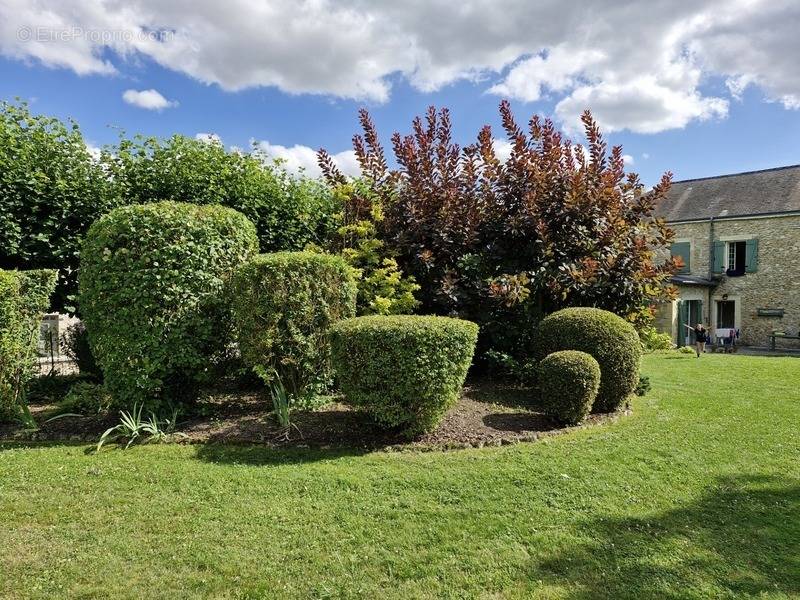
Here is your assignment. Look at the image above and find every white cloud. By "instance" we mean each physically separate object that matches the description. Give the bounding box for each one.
[492,138,513,163]
[622,154,634,165]
[2,0,799,132]
[642,153,650,160]
[195,132,221,144]
[122,88,177,111]
[253,140,360,178]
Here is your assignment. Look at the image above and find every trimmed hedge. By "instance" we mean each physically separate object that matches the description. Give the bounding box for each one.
[537,350,600,425]
[231,251,357,397]
[79,201,258,411]
[533,307,641,412]
[330,315,479,437]
[0,268,57,421]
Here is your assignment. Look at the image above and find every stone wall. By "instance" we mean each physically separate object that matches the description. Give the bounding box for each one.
[665,214,800,348]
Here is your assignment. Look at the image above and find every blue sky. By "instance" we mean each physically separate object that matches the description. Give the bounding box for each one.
[2,1,799,186]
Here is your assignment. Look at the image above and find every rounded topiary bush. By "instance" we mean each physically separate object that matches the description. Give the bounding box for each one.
[537,350,600,425]
[533,307,641,412]
[231,251,357,397]
[330,315,479,437]
[79,201,259,411]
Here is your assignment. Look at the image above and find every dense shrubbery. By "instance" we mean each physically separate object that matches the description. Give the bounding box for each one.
[537,351,601,425]
[60,321,100,377]
[232,251,357,398]
[0,102,119,312]
[0,102,339,313]
[0,268,57,421]
[80,201,258,412]
[59,381,113,415]
[533,307,641,413]
[639,326,673,351]
[320,104,679,368]
[330,315,478,436]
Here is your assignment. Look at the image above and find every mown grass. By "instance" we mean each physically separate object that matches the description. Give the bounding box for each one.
[1,353,798,599]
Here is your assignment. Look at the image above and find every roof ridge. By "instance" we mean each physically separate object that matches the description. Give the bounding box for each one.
[672,163,800,185]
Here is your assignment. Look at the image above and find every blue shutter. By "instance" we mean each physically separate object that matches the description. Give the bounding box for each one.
[712,241,725,274]
[745,239,758,273]
[670,241,691,274]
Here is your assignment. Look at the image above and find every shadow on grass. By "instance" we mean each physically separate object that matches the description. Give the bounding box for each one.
[533,474,800,599]
[194,442,372,466]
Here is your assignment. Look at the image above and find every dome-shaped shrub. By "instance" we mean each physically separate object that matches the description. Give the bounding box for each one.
[537,350,600,425]
[231,251,357,397]
[330,315,478,437]
[79,201,258,411]
[533,307,641,412]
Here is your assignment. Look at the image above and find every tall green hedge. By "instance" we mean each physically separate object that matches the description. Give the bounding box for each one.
[0,268,56,421]
[79,201,258,411]
[231,251,357,397]
[330,315,478,437]
[533,307,641,412]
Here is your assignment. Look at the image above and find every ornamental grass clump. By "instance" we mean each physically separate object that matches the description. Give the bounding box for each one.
[79,201,258,412]
[330,315,478,437]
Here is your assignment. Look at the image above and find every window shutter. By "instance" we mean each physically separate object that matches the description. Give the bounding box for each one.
[745,239,758,273]
[670,242,691,274]
[712,241,725,273]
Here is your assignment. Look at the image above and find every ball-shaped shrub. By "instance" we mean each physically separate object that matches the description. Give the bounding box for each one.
[330,315,479,437]
[533,307,641,412]
[79,201,258,411]
[537,350,600,425]
[231,251,357,397]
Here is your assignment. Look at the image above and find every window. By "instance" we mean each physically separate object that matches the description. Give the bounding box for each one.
[726,241,747,276]
[713,239,758,275]
[670,241,691,274]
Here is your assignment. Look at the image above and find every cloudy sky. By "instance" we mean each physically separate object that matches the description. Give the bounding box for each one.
[1,0,799,183]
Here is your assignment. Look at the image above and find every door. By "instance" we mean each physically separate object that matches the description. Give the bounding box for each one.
[677,300,703,347]
[716,300,735,329]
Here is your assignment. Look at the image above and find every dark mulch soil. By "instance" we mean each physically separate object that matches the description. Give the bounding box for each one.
[1,379,628,451]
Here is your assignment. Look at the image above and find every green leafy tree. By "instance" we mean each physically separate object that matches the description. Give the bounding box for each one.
[0,101,118,312]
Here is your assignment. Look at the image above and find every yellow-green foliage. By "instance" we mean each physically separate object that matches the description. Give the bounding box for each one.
[79,201,258,411]
[331,315,478,437]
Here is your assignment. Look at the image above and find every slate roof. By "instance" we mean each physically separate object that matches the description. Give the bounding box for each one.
[656,164,800,222]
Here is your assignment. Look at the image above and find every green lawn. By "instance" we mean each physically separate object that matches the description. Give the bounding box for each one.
[1,353,798,599]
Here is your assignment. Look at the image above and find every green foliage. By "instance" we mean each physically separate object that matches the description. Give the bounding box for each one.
[330,315,478,437]
[533,307,641,413]
[60,321,100,377]
[317,181,419,315]
[0,101,120,312]
[103,133,337,253]
[0,268,57,421]
[96,403,184,451]
[79,201,258,412]
[635,374,651,396]
[58,381,112,415]
[537,350,601,425]
[231,251,357,398]
[679,345,696,354]
[25,373,87,404]
[639,326,673,351]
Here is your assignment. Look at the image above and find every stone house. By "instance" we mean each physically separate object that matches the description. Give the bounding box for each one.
[654,164,800,349]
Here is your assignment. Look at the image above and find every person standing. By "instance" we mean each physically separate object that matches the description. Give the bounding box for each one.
[684,323,708,357]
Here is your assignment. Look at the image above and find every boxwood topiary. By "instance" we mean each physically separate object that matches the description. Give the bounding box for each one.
[330,315,479,437]
[533,307,641,412]
[79,201,258,411]
[537,350,600,425]
[231,251,357,398]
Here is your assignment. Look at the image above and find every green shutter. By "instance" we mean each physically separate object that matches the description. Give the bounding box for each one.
[712,241,725,274]
[670,241,691,274]
[745,239,758,273]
